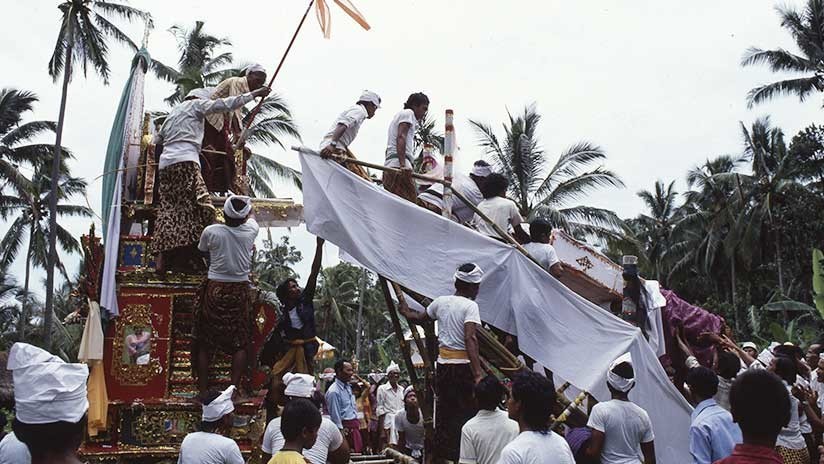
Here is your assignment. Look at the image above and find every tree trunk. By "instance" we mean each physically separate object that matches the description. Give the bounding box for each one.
[355,268,366,361]
[18,231,33,340]
[731,254,739,334]
[775,229,785,295]
[44,44,73,348]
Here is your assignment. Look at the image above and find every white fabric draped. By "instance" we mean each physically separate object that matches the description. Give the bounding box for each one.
[298,151,692,462]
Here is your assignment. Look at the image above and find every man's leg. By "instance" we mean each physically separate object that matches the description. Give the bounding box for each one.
[231,349,248,398]
[197,348,212,397]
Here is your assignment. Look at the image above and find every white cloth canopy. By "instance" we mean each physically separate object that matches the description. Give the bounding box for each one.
[298,151,692,462]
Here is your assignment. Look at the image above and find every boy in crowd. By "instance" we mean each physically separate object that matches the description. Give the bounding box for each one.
[268,399,322,464]
[472,173,528,242]
[685,366,741,464]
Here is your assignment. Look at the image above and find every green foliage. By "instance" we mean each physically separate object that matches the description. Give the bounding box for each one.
[813,248,824,316]
[253,233,302,292]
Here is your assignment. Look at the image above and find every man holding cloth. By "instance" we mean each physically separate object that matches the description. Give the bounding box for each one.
[400,263,485,462]
[319,90,381,180]
[376,361,404,450]
[178,385,243,464]
[6,343,88,464]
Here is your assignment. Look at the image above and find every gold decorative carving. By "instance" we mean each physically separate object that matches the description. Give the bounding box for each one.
[112,304,162,386]
[133,409,198,445]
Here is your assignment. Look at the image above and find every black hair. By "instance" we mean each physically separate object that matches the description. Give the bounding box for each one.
[13,416,87,457]
[200,389,225,431]
[481,173,509,199]
[276,278,299,304]
[729,370,790,439]
[612,361,634,380]
[717,351,741,380]
[475,374,506,410]
[529,218,552,241]
[622,275,650,338]
[686,366,719,399]
[334,358,349,374]
[774,344,803,360]
[281,398,322,441]
[773,355,797,384]
[403,92,429,110]
[510,371,556,433]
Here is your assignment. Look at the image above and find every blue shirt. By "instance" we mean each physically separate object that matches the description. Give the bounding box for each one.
[325,378,358,428]
[689,398,742,464]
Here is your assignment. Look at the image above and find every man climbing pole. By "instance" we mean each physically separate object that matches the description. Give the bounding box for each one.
[400,262,485,463]
[319,90,381,180]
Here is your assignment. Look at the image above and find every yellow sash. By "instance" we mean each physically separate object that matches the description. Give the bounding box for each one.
[439,347,469,360]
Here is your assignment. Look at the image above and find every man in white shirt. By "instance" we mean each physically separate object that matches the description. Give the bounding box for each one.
[522,218,563,279]
[179,386,244,464]
[195,195,259,398]
[418,160,492,224]
[149,84,270,273]
[400,263,485,462]
[382,92,429,202]
[459,374,519,464]
[585,354,656,464]
[392,386,425,460]
[498,371,575,464]
[319,91,380,180]
[0,432,30,464]
[261,373,350,464]
[376,362,404,450]
[472,173,528,242]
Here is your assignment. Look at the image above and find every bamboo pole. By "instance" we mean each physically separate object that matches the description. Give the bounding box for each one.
[378,277,419,388]
[442,109,455,219]
[384,448,420,464]
[391,283,431,370]
[550,390,588,431]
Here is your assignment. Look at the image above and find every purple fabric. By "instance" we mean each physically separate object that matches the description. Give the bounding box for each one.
[660,289,723,368]
[566,427,592,456]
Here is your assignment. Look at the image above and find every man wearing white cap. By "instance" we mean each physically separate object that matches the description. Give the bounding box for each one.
[319,91,381,181]
[418,160,493,225]
[179,385,243,464]
[261,373,350,464]
[150,84,271,273]
[206,64,268,144]
[400,263,485,462]
[376,361,404,450]
[585,354,656,464]
[391,386,425,460]
[194,195,259,397]
[6,342,88,464]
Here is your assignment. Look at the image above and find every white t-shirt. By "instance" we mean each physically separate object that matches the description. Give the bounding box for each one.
[392,409,425,451]
[459,409,519,464]
[473,196,523,237]
[417,173,484,224]
[0,432,30,464]
[198,218,259,282]
[261,416,344,464]
[177,431,244,464]
[522,242,560,272]
[587,400,654,464]
[497,430,575,464]
[777,383,807,450]
[425,295,482,364]
[384,109,418,168]
[320,104,369,151]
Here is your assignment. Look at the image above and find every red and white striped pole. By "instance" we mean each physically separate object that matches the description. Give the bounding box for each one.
[442,109,455,219]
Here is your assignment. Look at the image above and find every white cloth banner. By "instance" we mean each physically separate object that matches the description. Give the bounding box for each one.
[299,152,692,462]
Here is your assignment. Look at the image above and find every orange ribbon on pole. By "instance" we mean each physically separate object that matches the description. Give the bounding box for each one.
[316,0,371,39]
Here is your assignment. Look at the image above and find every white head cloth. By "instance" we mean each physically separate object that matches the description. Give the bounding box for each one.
[8,343,89,424]
[368,372,386,383]
[202,385,235,422]
[245,63,266,75]
[606,352,635,393]
[283,373,315,398]
[185,87,213,100]
[454,263,484,284]
[403,385,415,399]
[359,90,381,108]
[224,195,252,219]
[470,161,492,177]
[741,341,757,351]
[320,371,336,381]
[386,361,400,374]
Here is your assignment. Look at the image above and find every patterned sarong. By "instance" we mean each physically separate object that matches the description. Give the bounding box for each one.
[340,148,371,181]
[777,446,811,464]
[343,418,363,453]
[151,161,215,254]
[434,362,477,462]
[194,280,253,354]
[382,169,418,203]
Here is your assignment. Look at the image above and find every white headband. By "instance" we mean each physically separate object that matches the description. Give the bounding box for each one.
[224,195,252,219]
[202,385,235,422]
[283,372,316,398]
[606,352,635,392]
[359,90,381,108]
[454,264,484,284]
[8,343,89,424]
[386,361,400,374]
[186,87,213,100]
[403,385,415,399]
[471,163,492,177]
[245,63,266,75]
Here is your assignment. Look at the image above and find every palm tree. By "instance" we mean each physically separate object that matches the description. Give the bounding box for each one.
[469,105,625,239]
[635,180,679,284]
[241,96,302,196]
[741,0,824,107]
[45,0,152,347]
[0,161,92,340]
[0,89,55,196]
[162,21,236,105]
